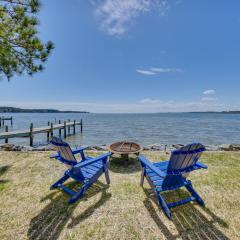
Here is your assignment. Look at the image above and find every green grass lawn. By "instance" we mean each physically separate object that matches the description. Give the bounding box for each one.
[0,151,240,240]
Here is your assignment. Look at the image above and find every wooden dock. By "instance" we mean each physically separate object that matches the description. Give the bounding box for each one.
[0,119,83,146]
[0,116,13,127]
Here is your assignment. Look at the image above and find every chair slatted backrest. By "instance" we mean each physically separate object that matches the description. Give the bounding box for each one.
[167,143,205,173]
[50,136,77,167]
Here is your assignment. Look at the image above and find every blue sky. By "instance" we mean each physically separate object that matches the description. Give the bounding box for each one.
[1,0,240,113]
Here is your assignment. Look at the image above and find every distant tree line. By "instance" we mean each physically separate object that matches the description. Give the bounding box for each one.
[0,106,89,113]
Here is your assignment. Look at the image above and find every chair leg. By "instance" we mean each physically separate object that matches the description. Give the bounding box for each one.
[68,184,88,204]
[80,151,86,161]
[156,192,172,219]
[50,173,70,190]
[185,181,205,207]
[104,164,110,184]
[140,168,145,186]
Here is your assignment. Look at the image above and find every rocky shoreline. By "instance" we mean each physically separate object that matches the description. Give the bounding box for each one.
[1,143,240,152]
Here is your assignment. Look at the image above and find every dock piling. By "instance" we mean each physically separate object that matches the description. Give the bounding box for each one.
[5,125,8,143]
[64,121,67,138]
[30,123,33,146]
[73,120,76,135]
[68,119,70,135]
[50,123,53,137]
[58,120,61,137]
[47,121,50,142]
[80,119,83,133]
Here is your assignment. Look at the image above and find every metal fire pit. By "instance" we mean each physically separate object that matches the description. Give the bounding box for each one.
[109,141,142,166]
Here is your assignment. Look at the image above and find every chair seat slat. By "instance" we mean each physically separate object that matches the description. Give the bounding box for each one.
[85,164,101,172]
[90,161,103,168]
[82,167,98,175]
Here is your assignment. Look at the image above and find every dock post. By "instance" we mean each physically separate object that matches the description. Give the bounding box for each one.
[30,123,33,147]
[2,119,4,127]
[73,120,76,135]
[80,119,83,133]
[5,125,8,143]
[0,117,1,127]
[58,120,61,137]
[68,119,70,135]
[47,121,50,142]
[64,121,67,138]
[50,123,53,137]
[11,117,13,127]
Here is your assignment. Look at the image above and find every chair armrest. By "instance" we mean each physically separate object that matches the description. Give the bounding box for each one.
[167,161,208,175]
[196,161,208,169]
[138,155,167,178]
[73,152,112,168]
[72,147,88,154]
[49,153,59,159]
[49,146,87,159]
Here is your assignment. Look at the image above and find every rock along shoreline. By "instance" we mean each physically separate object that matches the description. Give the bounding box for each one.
[1,143,240,152]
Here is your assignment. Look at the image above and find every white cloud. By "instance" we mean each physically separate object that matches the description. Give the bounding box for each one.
[139,98,161,104]
[136,69,156,75]
[91,0,170,36]
[136,67,182,75]
[150,67,182,73]
[203,89,216,95]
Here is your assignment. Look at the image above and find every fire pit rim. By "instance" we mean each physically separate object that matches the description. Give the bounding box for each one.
[108,140,142,154]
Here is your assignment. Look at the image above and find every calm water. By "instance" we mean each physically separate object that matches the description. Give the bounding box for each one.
[1,113,240,146]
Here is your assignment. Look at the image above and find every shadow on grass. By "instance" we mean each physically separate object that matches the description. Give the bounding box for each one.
[143,188,230,240]
[0,165,11,190]
[28,181,111,240]
[0,165,11,176]
[109,155,141,174]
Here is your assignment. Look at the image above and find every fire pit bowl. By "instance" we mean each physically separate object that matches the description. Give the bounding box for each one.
[109,141,142,166]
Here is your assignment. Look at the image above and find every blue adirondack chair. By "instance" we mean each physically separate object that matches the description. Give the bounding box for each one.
[138,143,208,219]
[50,136,111,203]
